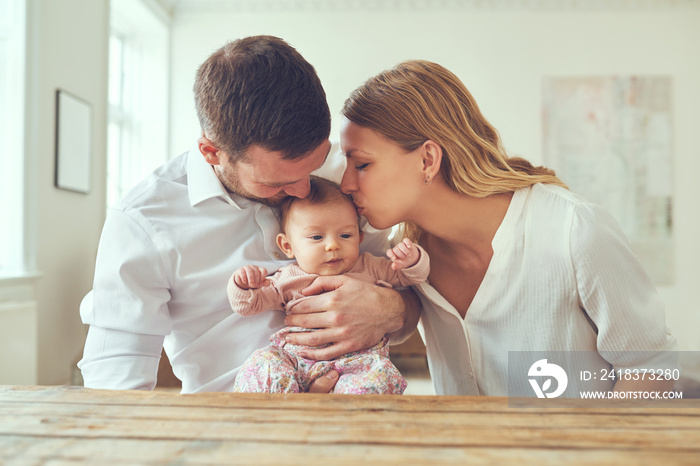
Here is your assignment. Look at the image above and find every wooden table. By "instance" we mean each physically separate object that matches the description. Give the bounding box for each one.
[2,385,699,464]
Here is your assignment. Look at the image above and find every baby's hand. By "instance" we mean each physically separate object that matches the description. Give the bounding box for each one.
[386,238,420,271]
[233,265,270,290]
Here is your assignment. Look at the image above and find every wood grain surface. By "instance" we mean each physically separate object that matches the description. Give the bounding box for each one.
[1,385,699,464]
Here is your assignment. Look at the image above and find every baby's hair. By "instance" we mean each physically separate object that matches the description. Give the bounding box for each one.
[278,176,359,232]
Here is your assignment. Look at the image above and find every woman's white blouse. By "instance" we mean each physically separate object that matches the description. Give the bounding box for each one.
[416,183,677,396]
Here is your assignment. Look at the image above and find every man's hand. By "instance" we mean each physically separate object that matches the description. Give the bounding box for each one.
[386,238,420,271]
[232,265,270,290]
[283,275,420,361]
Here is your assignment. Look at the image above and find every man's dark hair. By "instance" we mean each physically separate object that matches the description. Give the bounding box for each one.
[194,35,331,161]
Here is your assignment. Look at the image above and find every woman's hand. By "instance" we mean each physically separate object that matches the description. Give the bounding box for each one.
[283,275,421,361]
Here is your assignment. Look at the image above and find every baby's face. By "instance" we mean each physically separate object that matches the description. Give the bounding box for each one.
[280,200,362,276]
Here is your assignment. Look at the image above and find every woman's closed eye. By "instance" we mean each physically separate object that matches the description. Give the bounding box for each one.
[354,162,369,170]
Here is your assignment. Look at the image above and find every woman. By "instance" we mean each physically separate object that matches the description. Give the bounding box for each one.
[339,60,677,396]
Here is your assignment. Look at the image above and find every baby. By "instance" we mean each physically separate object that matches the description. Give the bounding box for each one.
[228,176,429,394]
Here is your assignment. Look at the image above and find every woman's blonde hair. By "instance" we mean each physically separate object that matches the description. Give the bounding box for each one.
[342,60,566,241]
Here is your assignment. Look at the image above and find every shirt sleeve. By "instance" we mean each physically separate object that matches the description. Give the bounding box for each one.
[78,208,172,391]
[570,201,677,370]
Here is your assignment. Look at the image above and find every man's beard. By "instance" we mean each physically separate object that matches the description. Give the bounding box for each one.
[213,165,288,207]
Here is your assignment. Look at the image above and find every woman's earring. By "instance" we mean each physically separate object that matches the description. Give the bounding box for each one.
[424,176,432,185]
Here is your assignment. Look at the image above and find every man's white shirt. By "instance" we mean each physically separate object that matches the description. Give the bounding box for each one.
[79,146,389,393]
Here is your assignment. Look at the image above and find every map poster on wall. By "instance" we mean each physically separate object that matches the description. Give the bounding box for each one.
[542,76,673,284]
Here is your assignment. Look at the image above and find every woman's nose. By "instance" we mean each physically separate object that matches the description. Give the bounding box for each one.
[340,168,356,194]
[283,178,311,198]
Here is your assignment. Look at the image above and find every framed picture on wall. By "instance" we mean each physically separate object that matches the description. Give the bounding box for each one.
[55,89,92,194]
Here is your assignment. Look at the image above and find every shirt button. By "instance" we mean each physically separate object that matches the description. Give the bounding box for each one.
[469,372,474,378]
[274,252,283,260]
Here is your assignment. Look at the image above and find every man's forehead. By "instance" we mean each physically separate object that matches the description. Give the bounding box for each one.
[244,142,331,184]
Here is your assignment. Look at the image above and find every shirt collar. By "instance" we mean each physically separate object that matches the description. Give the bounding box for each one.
[186,147,245,210]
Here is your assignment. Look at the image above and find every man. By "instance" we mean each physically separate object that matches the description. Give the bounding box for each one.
[78,36,420,393]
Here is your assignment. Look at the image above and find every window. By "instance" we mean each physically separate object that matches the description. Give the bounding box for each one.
[108,0,170,209]
[0,0,26,275]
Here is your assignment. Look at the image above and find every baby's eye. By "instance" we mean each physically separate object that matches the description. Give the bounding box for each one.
[355,163,369,170]
[340,234,353,239]
[310,235,323,241]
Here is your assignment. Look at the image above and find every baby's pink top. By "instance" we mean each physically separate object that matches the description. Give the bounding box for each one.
[228,246,430,316]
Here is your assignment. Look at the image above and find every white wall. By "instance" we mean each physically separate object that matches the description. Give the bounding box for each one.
[24,0,109,384]
[170,2,700,351]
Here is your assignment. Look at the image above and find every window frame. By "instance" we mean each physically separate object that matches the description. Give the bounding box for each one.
[107,0,170,210]
[0,0,28,277]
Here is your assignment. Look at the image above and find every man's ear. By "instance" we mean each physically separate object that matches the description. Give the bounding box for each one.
[198,135,222,166]
[421,140,443,182]
[276,233,295,259]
